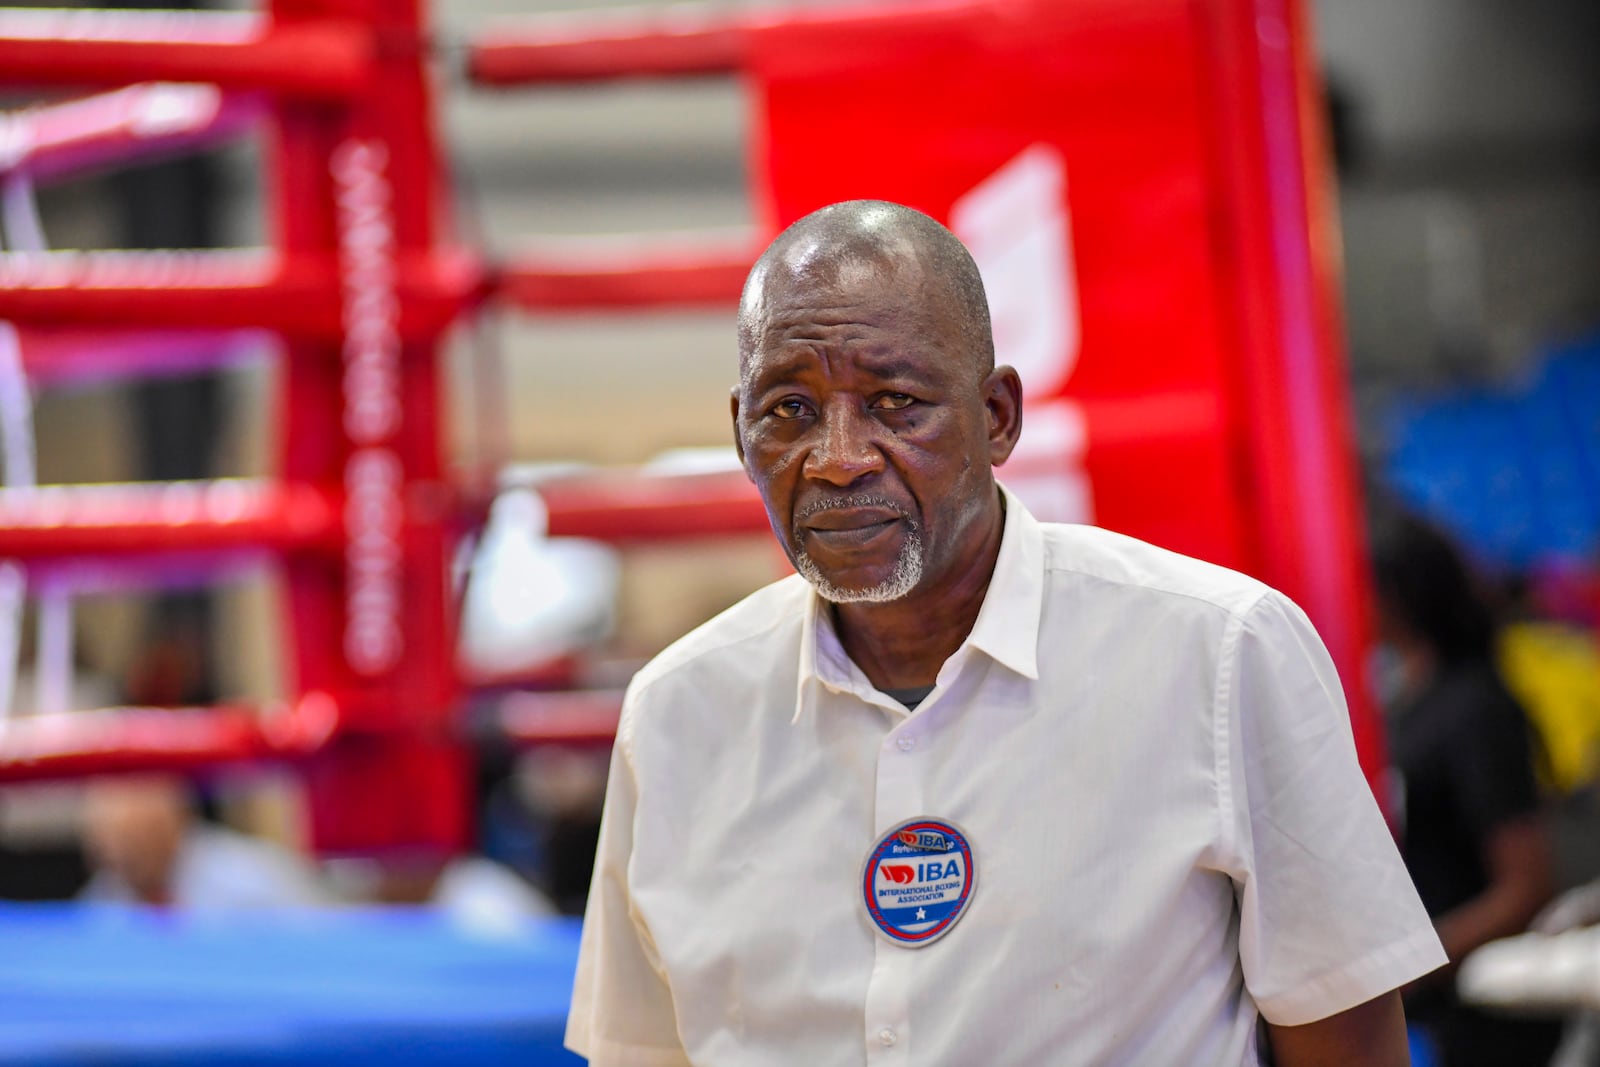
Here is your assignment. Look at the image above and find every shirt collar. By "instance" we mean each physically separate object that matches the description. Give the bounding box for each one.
[963,483,1044,682]
[791,482,1044,723]
[794,582,884,722]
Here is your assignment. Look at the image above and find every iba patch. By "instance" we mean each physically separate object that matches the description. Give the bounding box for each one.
[861,817,976,947]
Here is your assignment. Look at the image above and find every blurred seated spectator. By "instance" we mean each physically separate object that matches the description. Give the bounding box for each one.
[79,773,326,908]
[1372,510,1562,1066]
[509,747,609,915]
[324,850,555,934]
[385,853,553,927]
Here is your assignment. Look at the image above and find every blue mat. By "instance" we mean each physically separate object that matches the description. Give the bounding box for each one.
[0,904,585,1066]
[0,903,1456,1064]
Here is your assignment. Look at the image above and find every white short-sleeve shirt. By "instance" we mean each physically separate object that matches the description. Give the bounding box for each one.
[566,489,1445,1066]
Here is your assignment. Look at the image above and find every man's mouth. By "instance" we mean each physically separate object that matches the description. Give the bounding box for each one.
[799,507,903,549]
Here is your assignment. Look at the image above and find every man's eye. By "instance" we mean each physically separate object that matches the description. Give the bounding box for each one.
[770,399,809,420]
[873,393,916,411]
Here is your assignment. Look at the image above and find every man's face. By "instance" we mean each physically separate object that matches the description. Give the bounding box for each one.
[82,777,187,904]
[733,254,1009,604]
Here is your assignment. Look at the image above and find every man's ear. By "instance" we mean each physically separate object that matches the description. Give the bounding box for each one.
[730,387,750,477]
[984,365,1024,467]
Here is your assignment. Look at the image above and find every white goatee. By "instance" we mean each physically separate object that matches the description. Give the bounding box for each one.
[794,525,925,603]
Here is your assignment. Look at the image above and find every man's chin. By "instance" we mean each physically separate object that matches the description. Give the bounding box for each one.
[794,553,924,605]
[812,580,911,605]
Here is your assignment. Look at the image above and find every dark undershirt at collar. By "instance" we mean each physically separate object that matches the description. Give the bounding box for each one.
[882,684,936,711]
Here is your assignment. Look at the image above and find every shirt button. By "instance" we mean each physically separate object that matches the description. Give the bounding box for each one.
[896,736,916,752]
[878,1028,897,1047]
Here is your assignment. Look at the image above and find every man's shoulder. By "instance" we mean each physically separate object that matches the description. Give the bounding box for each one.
[628,573,810,696]
[1035,521,1271,619]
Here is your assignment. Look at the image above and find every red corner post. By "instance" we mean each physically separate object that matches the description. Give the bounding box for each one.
[270,0,470,854]
[744,0,1385,793]
[1196,0,1386,791]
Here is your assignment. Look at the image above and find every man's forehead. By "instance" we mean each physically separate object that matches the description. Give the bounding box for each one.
[748,332,922,372]
[738,225,980,380]
[742,313,962,393]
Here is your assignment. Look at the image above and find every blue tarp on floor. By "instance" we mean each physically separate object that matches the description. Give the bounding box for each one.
[0,904,585,1066]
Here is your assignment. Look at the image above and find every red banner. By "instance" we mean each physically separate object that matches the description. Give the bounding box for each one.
[749,0,1382,782]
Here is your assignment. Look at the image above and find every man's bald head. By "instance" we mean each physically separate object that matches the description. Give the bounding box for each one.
[737,201,994,379]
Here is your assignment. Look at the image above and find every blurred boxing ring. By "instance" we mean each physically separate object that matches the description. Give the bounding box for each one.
[0,0,1373,1062]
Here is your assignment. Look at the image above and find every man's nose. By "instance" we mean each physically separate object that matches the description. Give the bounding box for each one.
[802,403,884,486]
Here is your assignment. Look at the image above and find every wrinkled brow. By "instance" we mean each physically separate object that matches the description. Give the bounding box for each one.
[743,349,944,397]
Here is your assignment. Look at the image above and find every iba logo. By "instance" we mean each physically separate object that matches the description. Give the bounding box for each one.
[861,817,976,947]
[881,861,962,884]
[897,828,954,852]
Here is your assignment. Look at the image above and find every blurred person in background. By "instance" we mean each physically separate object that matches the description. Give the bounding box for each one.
[1371,510,1561,1065]
[79,773,326,909]
[498,746,609,916]
[360,849,555,931]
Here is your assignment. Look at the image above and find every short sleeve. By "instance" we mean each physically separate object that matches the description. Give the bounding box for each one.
[1218,591,1446,1026]
[565,695,693,1067]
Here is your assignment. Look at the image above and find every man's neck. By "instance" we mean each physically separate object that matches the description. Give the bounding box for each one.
[829,500,1005,692]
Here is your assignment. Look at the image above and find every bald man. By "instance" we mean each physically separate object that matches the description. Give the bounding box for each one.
[566,202,1444,1065]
